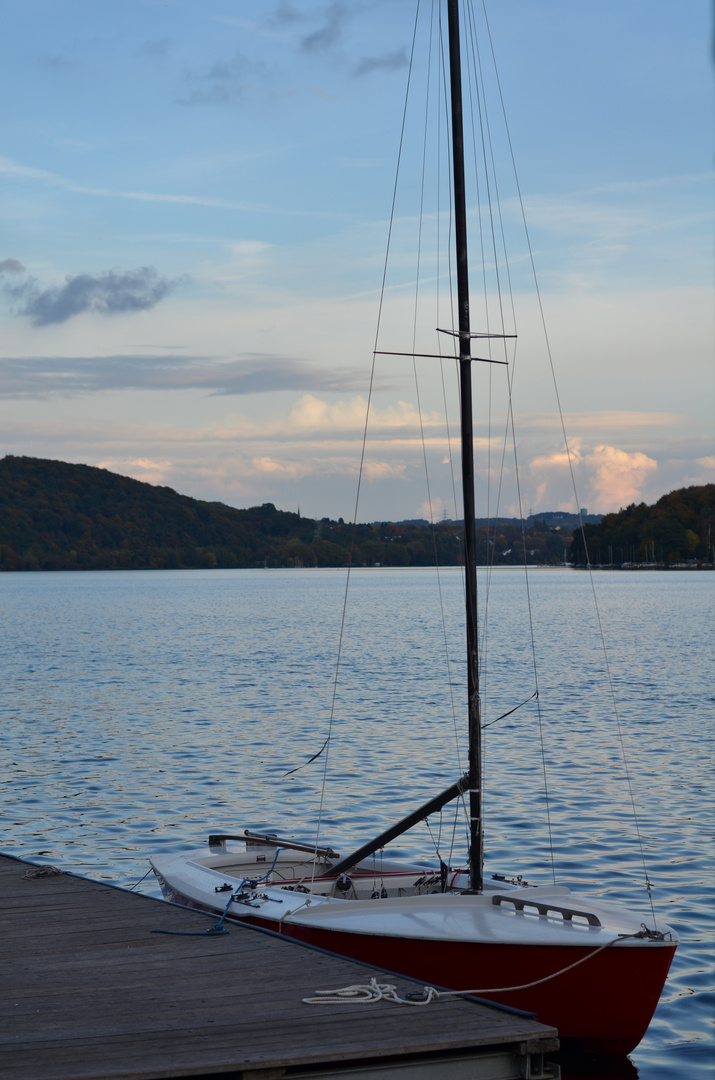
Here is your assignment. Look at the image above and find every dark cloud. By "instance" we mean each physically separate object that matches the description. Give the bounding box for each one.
[300,2,349,52]
[141,38,171,57]
[180,3,353,105]
[353,49,408,77]
[40,53,71,68]
[8,267,177,326]
[179,51,261,105]
[0,258,25,275]
[0,354,373,398]
[272,2,304,25]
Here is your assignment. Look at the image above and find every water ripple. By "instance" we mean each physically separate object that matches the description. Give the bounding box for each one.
[0,567,712,1079]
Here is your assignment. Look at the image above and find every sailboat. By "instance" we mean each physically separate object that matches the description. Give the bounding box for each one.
[151,0,677,1055]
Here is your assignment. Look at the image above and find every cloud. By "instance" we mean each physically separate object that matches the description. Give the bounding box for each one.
[585,445,659,508]
[272,2,304,26]
[2,391,705,522]
[301,2,349,52]
[0,153,332,217]
[7,267,178,326]
[230,240,272,257]
[251,456,312,478]
[0,258,24,275]
[209,360,366,397]
[529,441,659,513]
[518,194,642,238]
[364,461,406,482]
[287,394,367,430]
[286,394,437,435]
[559,410,686,434]
[140,38,171,58]
[0,155,244,210]
[40,53,71,69]
[0,355,369,399]
[0,155,65,183]
[179,50,262,105]
[95,457,173,485]
[418,496,446,522]
[354,50,408,77]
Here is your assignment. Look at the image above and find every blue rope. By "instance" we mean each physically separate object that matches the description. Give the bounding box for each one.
[151,848,285,937]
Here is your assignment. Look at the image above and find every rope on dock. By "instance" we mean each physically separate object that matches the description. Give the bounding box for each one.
[151,923,230,937]
[303,978,441,1006]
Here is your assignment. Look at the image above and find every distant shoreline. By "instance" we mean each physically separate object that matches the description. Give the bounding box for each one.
[3,563,713,574]
[574,564,713,572]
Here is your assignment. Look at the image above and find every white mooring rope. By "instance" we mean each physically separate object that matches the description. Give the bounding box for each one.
[303,977,441,1006]
[303,934,641,1006]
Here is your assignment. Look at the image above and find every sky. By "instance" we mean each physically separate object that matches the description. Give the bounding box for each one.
[0,0,712,522]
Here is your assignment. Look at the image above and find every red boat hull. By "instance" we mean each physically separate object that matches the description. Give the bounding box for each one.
[156,872,675,1056]
[238,915,675,1055]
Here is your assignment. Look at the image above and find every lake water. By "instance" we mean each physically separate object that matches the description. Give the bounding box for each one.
[1,567,712,1078]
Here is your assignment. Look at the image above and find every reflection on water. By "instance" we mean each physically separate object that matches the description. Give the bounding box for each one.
[557,1050,640,1078]
[0,567,712,1079]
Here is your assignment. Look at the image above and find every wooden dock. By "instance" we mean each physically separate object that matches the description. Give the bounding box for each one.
[0,853,559,1079]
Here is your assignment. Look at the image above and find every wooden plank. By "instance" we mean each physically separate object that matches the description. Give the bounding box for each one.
[0,854,558,1080]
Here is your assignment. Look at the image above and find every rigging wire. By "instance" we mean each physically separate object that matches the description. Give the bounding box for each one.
[479,0,657,918]
[290,0,653,909]
[409,1,464,783]
[461,0,497,827]
[462,0,555,882]
[304,2,425,870]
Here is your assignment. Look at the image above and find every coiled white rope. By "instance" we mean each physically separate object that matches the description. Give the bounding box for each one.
[303,977,441,1006]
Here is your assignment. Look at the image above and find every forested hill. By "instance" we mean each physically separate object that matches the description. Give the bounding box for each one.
[0,455,319,571]
[569,485,714,566]
[2,456,709,571]
[0,455,572,571]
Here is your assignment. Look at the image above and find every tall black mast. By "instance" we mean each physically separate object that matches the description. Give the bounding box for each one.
[447,0,483,893]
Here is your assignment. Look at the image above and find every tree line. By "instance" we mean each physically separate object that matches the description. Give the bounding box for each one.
[0,455,575,571]
[569,485,714,566]
[2,455,710,572]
